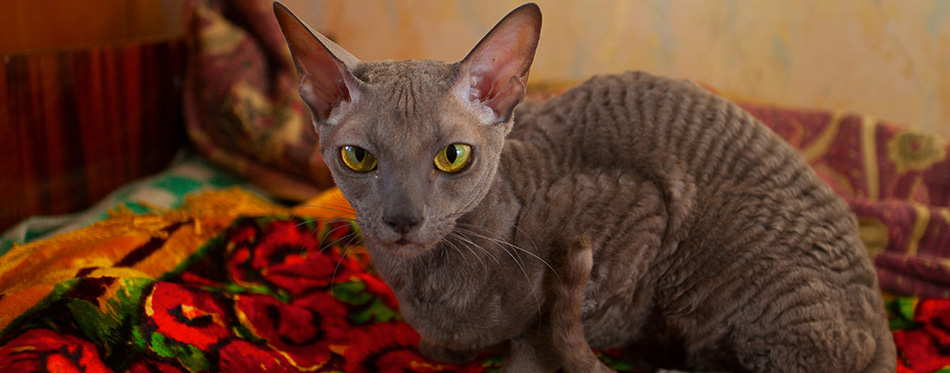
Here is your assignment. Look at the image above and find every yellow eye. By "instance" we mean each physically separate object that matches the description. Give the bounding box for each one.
[434,144,472,173]
[341,146,377,172]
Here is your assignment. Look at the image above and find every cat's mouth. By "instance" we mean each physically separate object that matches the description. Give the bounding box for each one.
[363,223,441,258]
[371,234,439,258]
[384,239,431,258]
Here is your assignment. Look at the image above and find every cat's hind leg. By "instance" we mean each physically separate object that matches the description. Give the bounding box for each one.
[858,321,897,373]
[729,293,884,372]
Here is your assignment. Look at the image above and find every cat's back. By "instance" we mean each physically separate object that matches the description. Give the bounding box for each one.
[515,71,799,189]
[512,72,843,245]
[513,71,855,247]
[507,71,894,371]
[515,71,878,281]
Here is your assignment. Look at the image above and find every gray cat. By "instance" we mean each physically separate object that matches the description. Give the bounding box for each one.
[274,2,895,372]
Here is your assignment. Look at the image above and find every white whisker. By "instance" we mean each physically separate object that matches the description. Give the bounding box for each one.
[446,232,489,272]
[451,231,500,266]
[321,222,358,249]
[329,232,363,295]
[455,224,560,281]
[453,227,542,320]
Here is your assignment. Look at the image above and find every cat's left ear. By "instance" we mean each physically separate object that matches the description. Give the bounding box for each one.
[454,3,541,124]
[274,2,362,125]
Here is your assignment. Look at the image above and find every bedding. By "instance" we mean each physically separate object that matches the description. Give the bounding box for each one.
[0,187,945,372]
[0,150,248,257]
[0,0,947,371]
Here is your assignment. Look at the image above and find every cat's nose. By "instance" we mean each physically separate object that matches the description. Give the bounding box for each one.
[382,215,422,235]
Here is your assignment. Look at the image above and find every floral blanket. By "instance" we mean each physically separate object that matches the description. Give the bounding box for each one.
[0,188,625,372]
[0,187,946,372]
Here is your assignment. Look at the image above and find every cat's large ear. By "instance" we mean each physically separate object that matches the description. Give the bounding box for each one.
[274,2,361,124]
[454,3,541,124]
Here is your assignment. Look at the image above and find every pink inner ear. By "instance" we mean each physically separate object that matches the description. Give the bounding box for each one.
[468,27,535,103]
[289,37,352,121]
[486,76,526,120]
[467,47,532,119]
[298,60,351,120]
[461,5,540,121]
[275,3,353,121]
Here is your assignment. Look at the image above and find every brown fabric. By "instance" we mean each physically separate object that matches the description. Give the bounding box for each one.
[182,0,332,201]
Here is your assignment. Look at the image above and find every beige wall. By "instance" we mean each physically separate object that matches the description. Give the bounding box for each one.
[282,0,950,138]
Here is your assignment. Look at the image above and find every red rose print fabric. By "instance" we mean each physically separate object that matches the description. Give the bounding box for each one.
[0,208,944,371]
[0,329,111,372]
[0,215,499,372]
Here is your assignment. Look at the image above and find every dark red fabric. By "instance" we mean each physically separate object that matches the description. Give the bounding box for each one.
[0,40,186,231]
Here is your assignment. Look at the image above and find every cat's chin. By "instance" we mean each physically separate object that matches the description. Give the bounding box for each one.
[376,240,435,259]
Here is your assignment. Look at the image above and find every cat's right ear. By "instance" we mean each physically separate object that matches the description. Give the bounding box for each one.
[274,2,361,124]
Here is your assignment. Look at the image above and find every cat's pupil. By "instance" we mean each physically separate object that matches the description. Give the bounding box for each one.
[446,146,457,163]
[354,148,365,162]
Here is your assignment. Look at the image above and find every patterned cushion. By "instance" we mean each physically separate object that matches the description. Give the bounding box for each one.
[183,0,331,201]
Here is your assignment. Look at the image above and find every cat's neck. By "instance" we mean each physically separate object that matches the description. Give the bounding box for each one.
[431,171,522,269]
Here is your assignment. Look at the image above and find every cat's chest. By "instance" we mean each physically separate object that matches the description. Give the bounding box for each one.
[508,165,666,241]
[508,168,670,347]
[379,248,541,348]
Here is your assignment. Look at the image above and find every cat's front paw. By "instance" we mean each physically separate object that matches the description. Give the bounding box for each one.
[418,338,478,365]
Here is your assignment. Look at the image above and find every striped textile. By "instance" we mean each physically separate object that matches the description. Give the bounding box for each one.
[0,39,188,232]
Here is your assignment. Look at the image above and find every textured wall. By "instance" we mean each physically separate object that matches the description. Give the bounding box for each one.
[281,0,950,138]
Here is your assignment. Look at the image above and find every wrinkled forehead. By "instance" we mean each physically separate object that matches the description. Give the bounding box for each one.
[328,60,478,153]
[353,60,456,84]
[354,60,456,117]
